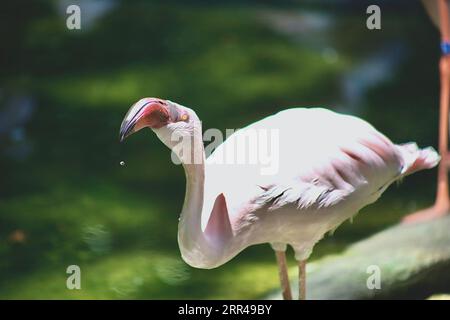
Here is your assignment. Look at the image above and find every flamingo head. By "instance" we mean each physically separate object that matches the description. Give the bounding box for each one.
[119,98,201,155]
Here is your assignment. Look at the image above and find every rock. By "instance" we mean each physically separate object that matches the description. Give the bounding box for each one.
[266,215,450,299]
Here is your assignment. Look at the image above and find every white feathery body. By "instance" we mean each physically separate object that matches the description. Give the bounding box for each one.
[178,107,439,268]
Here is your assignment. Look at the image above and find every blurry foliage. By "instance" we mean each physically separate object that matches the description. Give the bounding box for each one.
[0,0,442,298]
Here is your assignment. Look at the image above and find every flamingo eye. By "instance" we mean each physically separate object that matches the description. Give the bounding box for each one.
[180,114,189,122]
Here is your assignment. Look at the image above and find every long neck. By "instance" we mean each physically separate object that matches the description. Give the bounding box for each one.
[176,128,222,268]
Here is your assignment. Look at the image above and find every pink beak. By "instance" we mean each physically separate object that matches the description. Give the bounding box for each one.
[119,98,169,142]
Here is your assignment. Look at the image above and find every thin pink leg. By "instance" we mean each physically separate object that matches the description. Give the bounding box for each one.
[275,250,292,300]
[403,0,450,224]
[298,260,306,300]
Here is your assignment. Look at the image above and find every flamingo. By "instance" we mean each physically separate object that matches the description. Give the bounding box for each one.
[403,0,450,223]
[119,98,439,299]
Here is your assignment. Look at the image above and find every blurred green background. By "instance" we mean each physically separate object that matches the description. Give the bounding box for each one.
[0,0,442,299]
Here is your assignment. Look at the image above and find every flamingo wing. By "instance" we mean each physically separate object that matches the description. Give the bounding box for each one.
[202,108,438,232]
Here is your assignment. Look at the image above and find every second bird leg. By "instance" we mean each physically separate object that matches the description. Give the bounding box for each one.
[298,260,306,300]
[275,250,292,300]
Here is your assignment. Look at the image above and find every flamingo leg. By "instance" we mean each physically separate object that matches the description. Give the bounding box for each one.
[298,260,306,300]
[275,250,292,300]
[403,0,450,223]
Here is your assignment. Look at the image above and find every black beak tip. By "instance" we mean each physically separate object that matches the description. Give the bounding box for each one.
[119,127,126,142]
[119,119,135,143]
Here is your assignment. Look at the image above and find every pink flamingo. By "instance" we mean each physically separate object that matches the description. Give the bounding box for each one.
[120,98,439,299]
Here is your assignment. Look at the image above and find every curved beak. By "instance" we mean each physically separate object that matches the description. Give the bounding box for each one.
[119,117,137,142]
[119,98,168,142]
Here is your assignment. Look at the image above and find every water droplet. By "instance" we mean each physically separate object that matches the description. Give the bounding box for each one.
[120,161,125,166]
